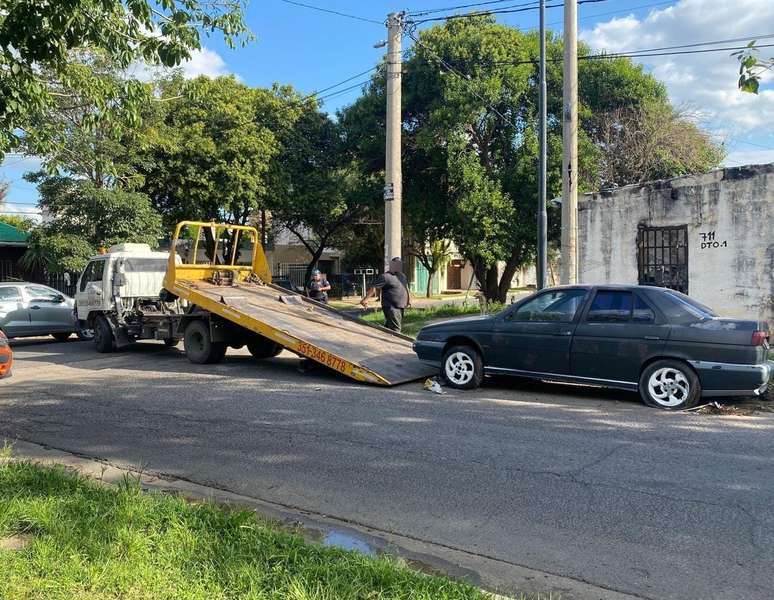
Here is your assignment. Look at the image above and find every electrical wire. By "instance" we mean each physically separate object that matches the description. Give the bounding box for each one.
[303,66,378,100]
[408,0,538,18]
[411,0,608,24]
[277,0,383,25]
[316,79,375,102]
[407,28,511,123]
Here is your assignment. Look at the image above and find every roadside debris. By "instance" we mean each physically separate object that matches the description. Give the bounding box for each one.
[424,378,446,394]
[684,399,774,416]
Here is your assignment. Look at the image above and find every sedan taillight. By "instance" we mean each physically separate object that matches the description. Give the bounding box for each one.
[751,330,769,346]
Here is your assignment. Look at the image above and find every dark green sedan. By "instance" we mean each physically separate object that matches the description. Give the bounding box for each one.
[413,285,772,410]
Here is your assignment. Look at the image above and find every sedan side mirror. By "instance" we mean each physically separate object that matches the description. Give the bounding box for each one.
[54,294,65,303]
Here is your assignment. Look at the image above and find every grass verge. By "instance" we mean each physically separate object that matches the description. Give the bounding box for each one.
[361,303,492,338]
[0,460,490,600]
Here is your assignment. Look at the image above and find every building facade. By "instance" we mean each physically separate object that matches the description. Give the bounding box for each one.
[579,163,773,324]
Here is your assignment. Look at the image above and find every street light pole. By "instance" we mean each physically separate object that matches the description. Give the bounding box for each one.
[537,0,548,289]
[384,12,403,270]
[561,0,578,284]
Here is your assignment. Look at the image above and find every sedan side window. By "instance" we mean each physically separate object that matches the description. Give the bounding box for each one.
[511,289,588,323]
[0,287,21,301]
[587,291,633,323]
[26,285,61,302]
[632,296,656,323]
[586,291,656,323]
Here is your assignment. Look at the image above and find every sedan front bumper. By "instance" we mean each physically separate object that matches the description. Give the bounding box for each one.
[689,360,773,397]
[412,340,444,368]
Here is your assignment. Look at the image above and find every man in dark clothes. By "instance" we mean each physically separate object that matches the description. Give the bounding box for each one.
[307,269,331,303]
[360,257,411,332]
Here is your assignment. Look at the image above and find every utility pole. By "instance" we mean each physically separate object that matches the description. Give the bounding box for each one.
[383,12,403,270]
[561,0,578,284]
[536,0,547,290]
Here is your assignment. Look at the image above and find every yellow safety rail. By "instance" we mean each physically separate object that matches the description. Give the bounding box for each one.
[161,221,431,386]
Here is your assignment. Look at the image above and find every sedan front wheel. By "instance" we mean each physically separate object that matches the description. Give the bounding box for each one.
[639,359,700,410]
[441,345,483,390]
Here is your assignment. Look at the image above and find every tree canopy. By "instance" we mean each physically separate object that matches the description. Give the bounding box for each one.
[341,17,722,301]
[0,0,250,154]
[138,75,300,230]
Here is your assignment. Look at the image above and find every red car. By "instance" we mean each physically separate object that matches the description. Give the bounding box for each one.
[0,330,12,378]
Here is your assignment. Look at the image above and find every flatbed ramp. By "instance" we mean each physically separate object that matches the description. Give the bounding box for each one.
[179,280,435,385]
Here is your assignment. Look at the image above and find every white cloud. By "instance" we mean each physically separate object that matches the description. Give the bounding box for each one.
[128,46,233,81]
[722,147,774,167]
[179,47,231,78]
[581,0,774,136]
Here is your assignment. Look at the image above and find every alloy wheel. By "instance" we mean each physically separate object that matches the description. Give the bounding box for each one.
[445,352,475,386]
[647,367,690,407]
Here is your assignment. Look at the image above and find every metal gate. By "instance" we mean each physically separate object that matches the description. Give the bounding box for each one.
[637,225,689,294]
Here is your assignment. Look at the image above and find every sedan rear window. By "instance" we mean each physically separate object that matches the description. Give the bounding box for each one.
[661,290,717,320]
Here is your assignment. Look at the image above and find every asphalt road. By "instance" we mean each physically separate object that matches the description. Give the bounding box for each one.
[2,337,774,600]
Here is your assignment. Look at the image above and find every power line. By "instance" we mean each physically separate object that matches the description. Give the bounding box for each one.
[528,0,677,31]
[407,28,511,123]
[451,40,774,68]
[317,79,374,102]
[411,0,608,24]
[303,66,378,100]
[408,0,538,18]
[277,0,382,25]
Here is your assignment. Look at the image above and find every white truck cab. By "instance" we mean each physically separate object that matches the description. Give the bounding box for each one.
[75,244,182,352]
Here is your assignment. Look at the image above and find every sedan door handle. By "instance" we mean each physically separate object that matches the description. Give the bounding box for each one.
[644,335,661,340]
[555,330,573,336]
[30,305,41,310]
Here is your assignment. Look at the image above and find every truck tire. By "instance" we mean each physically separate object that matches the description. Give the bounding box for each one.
[184,319,227,364]
[94,315,115,353]
[247,335,283,359]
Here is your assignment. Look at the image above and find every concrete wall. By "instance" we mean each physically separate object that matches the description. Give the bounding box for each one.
[579,163,774,324]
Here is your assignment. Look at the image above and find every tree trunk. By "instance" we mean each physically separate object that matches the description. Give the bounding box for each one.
[496,249,524,304]
[426,267,436,298]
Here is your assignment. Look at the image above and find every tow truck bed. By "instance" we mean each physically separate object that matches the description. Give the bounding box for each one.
[177,279,434,385]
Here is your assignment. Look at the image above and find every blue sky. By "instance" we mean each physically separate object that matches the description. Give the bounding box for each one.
[3,0,774,218]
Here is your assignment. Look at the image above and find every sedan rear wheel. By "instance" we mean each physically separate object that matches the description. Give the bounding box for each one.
[441,345,483,390]
[639,359,700,410]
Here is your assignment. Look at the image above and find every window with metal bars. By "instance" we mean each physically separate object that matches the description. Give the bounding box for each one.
[636,225,689,294]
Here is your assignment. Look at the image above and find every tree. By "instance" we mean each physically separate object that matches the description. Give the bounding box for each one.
[20,174,163,274]
[591,103,724,187]
[139,75,298,230]
[267,104,381,287]
[0,215,35,232]
[733,41,773,94]
[19,229,94,275]
[0,0,251,154]
[342,17,722,302]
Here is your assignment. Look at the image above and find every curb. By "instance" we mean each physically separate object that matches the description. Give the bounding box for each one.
[5,438,643,600]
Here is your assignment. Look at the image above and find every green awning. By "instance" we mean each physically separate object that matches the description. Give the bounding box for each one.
[0,221,29,244]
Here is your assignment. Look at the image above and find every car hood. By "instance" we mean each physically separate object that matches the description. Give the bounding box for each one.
[419,314,495,335]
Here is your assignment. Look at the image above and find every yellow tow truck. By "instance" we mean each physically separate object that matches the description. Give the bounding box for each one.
[78,221,434,386]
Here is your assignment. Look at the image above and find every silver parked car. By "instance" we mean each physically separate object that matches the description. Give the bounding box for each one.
[0,282,90,341]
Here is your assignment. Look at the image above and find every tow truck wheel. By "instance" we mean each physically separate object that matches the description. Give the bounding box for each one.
[247,335,282,359]
[184,320,227,364]
[93,316,115,353]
